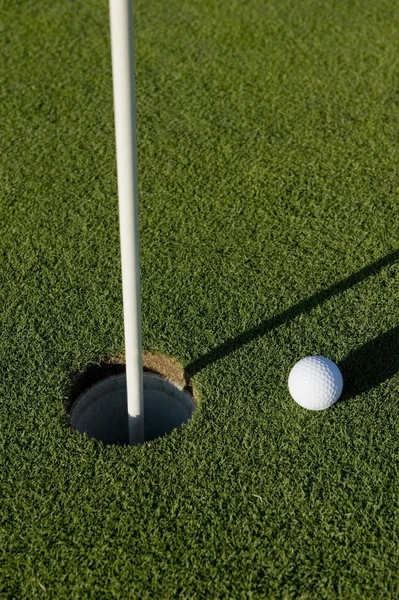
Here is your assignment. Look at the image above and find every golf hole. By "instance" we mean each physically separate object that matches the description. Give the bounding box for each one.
[68,353,197,446]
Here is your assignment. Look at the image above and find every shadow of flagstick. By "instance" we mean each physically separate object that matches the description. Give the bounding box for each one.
[185,249,399,378]
[338,325,399,401]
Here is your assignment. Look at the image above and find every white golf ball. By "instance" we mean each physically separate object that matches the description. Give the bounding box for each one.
[288,356,343,410]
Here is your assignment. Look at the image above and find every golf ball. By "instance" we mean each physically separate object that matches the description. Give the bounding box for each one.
[288,356,343,410]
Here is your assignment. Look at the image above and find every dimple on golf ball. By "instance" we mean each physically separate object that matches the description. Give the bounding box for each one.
[288,356,343,410]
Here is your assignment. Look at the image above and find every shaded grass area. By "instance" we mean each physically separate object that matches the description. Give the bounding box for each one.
[1,0,399,597]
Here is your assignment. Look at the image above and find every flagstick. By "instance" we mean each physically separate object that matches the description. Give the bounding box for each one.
[109,0,144,445]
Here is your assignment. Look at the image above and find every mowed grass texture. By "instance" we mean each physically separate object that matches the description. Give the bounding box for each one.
[1,0,399,597]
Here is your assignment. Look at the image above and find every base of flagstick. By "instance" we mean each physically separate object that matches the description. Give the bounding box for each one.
[69,372,195,445]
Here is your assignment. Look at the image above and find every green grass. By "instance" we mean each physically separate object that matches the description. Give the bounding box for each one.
[1,0,399,597]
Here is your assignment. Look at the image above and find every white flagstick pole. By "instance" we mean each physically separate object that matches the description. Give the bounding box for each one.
[109,0,144,445]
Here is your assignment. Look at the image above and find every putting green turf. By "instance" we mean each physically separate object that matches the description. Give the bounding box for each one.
[1,0,399,597]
